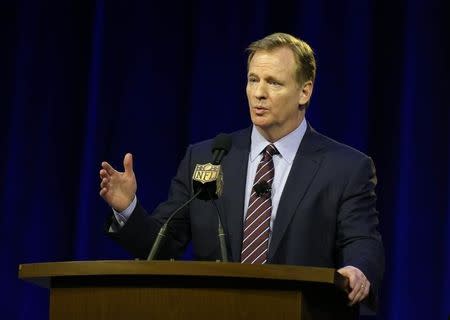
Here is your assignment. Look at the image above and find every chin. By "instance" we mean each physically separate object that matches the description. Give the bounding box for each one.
[251,118,271,129]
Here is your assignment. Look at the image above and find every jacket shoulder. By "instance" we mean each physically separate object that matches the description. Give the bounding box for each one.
[312,129,372,163]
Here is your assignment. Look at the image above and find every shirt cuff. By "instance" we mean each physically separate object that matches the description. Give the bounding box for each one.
[112,195,137,227]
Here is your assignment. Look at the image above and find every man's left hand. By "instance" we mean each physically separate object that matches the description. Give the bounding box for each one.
[337,266,370,305]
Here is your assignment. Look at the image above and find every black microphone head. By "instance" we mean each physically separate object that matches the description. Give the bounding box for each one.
[211,133,232,164]
[212,133,232,155]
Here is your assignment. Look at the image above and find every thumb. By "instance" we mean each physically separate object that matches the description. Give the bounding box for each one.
[123,153,134,174]
[337,267,353,292]
[337,267,351,277]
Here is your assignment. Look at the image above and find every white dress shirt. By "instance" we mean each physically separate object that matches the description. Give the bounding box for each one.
[243,119,307,233]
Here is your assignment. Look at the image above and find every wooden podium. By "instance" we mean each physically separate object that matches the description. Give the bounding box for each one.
[19,260,358,320]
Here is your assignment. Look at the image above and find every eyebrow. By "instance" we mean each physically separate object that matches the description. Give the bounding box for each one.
[247,73,281,81]
[265,75,281,82]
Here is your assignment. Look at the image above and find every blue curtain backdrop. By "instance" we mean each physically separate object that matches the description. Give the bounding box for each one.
[1,0,449,319]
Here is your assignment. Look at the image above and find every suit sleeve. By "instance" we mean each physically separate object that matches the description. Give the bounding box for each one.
[106,146,194,260]
[336,156,385,309]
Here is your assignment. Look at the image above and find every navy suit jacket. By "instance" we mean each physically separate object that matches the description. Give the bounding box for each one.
[108,124,384,308]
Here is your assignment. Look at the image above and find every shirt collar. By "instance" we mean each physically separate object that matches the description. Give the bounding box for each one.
[250,118,307,164]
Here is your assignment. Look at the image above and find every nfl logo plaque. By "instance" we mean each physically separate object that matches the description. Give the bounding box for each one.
[192,163,223,200]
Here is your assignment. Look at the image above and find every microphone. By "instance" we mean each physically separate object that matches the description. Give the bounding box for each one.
[147,189,202,261]
[253,180,271,198]
[209,134,232,262]
[147,134,232,261]
[192,133,232,200]
[205,187,229,262]
[211,133,232,165]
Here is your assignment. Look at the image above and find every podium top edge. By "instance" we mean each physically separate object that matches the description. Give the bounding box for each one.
[18,260,344,289]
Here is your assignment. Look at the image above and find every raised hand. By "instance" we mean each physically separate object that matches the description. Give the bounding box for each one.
[99,153,137,212]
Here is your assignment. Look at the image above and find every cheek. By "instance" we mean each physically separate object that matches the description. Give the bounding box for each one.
[246,86,252,99]
[273,95,295,118]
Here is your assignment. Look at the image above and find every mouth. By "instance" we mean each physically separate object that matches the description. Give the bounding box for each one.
[253,105,268,111]
[253,105,268,115]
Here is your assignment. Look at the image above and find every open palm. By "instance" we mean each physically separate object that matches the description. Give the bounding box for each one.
[99,153,137,212]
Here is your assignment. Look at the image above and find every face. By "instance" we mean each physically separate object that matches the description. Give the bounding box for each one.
[246,47,312,141]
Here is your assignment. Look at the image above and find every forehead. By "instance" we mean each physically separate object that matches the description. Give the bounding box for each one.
[248,47,297,77]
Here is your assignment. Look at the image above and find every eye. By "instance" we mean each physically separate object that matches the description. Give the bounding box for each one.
[268,80,281,86]
[248,77,258,83]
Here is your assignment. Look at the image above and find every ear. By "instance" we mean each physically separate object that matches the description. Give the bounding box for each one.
[298,80,314,106]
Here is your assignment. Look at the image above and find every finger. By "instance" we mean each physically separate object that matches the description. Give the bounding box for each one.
[100,177,109,188]
[348,287,358,304]
[349,284,364,305]
[361,282,370,301]
[352,281,369,305]
[338,268,357,292]
[123,153,134,174]
[99,169,110,179]
[99,188,108,197]
[358,282,370,302]
[101,161,118,176]
[351,279,370,305]
[348,276,363,301]
[346,274,363,301]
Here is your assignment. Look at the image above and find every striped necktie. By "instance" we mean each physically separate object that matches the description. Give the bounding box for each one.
[241,144,278,264]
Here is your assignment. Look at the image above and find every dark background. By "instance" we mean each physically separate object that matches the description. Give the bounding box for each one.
[1,0,449,319]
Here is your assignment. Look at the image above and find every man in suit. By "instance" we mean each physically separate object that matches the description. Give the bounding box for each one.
[99,33,384,308]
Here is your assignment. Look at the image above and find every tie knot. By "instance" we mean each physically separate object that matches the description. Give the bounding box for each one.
[263,144,278,160]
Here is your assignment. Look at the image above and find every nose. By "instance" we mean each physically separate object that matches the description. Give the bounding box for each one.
[254,82,267,100]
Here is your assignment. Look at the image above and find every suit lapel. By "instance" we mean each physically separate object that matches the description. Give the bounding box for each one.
[268,125,326,261]
[221,128,251,262]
